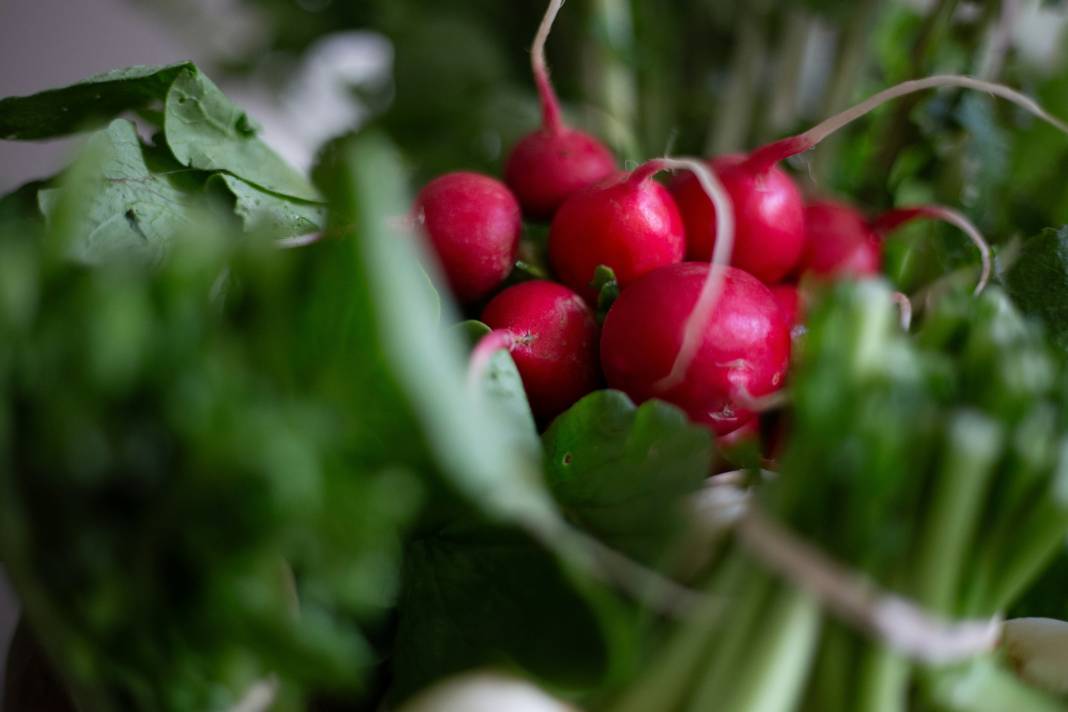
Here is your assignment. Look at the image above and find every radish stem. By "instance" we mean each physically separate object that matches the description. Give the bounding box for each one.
[874,205,992,296]
[745,75,1068,173]
[467,329,514,388]
[533,0,567,134]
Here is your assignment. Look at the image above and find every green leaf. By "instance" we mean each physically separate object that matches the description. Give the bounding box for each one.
[208,174,324,240]
[0,63,194,140]
[164,69,319,202]
[591,264,620,322]
[542,391,712,564]
[455,320,541,464]
[1002,226,1068,353]
[39,119,192,264]
[319,132,561,531]
[391,522,622,701]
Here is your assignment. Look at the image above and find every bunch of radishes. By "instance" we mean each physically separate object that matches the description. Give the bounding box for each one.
[413,0,1064,447]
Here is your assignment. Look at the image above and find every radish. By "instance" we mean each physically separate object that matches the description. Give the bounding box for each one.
[601,262,790,436]
[504,0,616,220]
[548,156,734,301]
[474,280,600,421]
[770,283,804,335]
[801,199,991,295]
[669,75,1068,289]
[414,171,521,303]
[671,155,805,284]
[801,200,882,279]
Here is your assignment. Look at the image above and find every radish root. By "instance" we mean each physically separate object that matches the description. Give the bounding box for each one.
[875,205,992,296]
[532,0,567,134]
[892,291,914,331]
[627,158,735,392]
[746,75,1068,172]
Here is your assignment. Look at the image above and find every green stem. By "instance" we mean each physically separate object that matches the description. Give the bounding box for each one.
[707,7,767,155]
[584,0,640,161]
[913,412,1003,613]
[721,584,822,712]
[856,647,910,712]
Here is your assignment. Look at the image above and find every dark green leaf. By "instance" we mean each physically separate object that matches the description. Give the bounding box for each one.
[542,391,712,564]
[391,522,622,701]
[0,63,194,140]
[591,265,620,322]
[1001,226,1068,353]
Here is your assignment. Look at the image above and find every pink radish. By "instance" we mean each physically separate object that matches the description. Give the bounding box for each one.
[800,199,991,295]
[414,172,521,304]
[475,280,600,422]
[547,163,685,301]
[671,155,805,284]
[801,200,882,279]
[770,283,804,334]
[601,262,790,436]
[505,0,616,219]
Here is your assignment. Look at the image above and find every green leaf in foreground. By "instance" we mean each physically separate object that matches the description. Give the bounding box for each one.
[543,391,713,564]
[0,63,194,140]
[391,522,625,703]
[1002,226,1068,353]
[39,119,191,264]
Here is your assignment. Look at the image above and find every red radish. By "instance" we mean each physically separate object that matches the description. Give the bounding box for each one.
[801,200,882,279]
[414,172,521,303]
[671,155,805,284]
[770,283,804,334]
[548,164,684,301]
[474,280,599,421]
[800,199,991,295]
[505,0,616,219]
[601,262,790,436]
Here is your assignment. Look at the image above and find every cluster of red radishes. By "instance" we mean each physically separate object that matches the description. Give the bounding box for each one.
[413,0,1054,444]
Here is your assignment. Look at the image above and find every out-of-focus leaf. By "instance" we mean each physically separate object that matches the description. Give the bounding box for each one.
[1001,226,1068,353]
[321,131,560,530]
[542,390,712,564]
[0,63,193,140]
[391,521,623,703]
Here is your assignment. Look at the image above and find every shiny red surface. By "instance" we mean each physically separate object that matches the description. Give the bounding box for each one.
[601,262,790,436]
[505,128,617,221]
[549,173,685,302]
[414,172,521,303]
[801,200,882,279]
[671,155,805,283]
[482,280,600,422]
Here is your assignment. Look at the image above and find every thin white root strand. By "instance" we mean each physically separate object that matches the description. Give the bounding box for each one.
[799,75,1068,152]
[647,157,735,391]
[532,0,566,132]
[737,506,1002,664]
[892,292,913,331]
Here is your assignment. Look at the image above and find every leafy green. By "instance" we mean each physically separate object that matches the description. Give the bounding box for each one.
[209,174,324,239]
[37,120,192,264]
[1002,226,1068,354]
[391,521,625,703]
[0,63,194,140]
[163,69,318,201]
[543,391,712,565]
